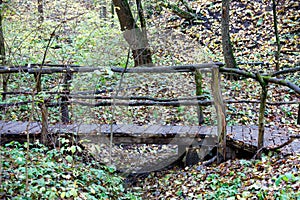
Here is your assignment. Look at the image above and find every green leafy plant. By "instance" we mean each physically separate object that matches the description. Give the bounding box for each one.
[0,141,140,199]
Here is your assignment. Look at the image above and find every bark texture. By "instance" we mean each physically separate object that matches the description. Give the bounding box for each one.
[112,0,152,66]
[0,0,8,101]
[221,0,236,69]
[37,0,44,22]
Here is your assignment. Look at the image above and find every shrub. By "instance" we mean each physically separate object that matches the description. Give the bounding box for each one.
[0,141,140,199]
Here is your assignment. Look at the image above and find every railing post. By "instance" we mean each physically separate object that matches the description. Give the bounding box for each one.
[34,72,48,144]
[256,73,268,150]
[194,69,204,125]
[211,66,226,162]
[61,70,72,123]
[1,74,9,101]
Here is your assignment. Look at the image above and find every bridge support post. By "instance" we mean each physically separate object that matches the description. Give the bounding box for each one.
[211,66,226,162]
[34,72,48,144]
[194,69,204,125]
[61,71,72,123]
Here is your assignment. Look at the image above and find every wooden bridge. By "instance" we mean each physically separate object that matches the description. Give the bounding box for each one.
[0,63,299,163]
[1,121,299,157]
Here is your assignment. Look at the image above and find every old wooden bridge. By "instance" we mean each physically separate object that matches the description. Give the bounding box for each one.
[1,121,299,157]
[0,63,299,162]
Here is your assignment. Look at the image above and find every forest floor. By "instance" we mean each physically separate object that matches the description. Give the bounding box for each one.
[124,0,300,198]
[2,0,300,198]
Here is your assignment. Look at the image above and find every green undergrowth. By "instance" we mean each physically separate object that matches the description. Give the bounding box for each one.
[0,141,140,200]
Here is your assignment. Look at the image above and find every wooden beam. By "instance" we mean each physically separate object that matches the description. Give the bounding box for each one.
[111,63,223,73]
[211,66,226,161]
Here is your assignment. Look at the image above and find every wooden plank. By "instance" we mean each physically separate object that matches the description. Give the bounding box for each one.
[103,124,123,134]
[0,121,23,134]
[131,125,148,135]
[27,122,41,134]
[144,125,162,134]
[100,124,123,134]
[231,125,244,141]
[176,126,191,137]
[267,128,279,147]
[0,121,17,130]
[188,126,200,137]
[210,126,218,136]
[198,136,218,147]
[198,126,210,135]
[160,125,173,135]
[2,121,299,155]
[5,121,32,134]
[169,125,183,134]
[242,126,251,143]
[114,124,135,135]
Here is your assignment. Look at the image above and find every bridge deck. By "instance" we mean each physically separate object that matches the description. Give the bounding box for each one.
[0,121,299,154]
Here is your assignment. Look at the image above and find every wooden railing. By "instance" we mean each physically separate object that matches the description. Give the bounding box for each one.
[0,63,299,158]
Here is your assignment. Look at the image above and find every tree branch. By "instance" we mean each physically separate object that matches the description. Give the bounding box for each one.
[220,67,300,95]
[270,66,300,77]
[253,137,296,159]
[159,0,197,20]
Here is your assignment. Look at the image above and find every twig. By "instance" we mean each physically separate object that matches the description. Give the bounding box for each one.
[202,155,218,166]
[270,66,300,77]
[253,137,296,159]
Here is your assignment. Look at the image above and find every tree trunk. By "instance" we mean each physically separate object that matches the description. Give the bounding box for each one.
[221,0,236,69]
[35,73,48,145]
[297,103,300,125]
[37,0,44,23]
[160,0,196,20]
[0,0,8,101]
[61,72,72,123]
[194,69,204,125]
[257,73,268,150]
[112,0,152,67]
[272,0,280,71]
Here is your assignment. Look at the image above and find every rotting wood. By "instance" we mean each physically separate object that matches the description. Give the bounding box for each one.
[219,67,300,94]
[111,63,223,73]
[211,66,226,162]
[1,121,297,155]
[257,73,268,150]
[0,66,104,74]
[253,136,296,159]
[2,99,299,109]
[194,69,205,125]
[61,72,72,123]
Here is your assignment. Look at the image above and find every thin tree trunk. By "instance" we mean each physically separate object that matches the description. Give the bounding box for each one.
[0,0,8,101]
[61,72,72,123]
[37,0,44,23]
[111,0,115,27]
[272,0,280,71]
[112,0,152,66]
[194,69,204,125]
[99,0,107,18]
[257,73,268,150]
[35,73,48,144]
[221,0,236,69]
[297,103,300,125]
[136,0,146,29]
